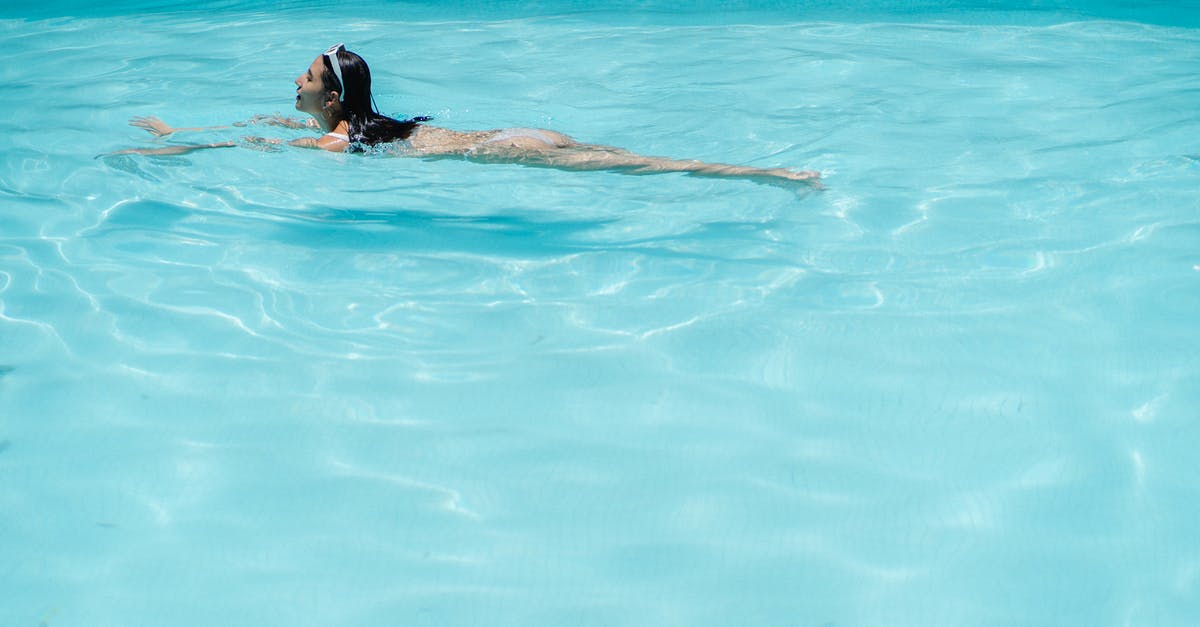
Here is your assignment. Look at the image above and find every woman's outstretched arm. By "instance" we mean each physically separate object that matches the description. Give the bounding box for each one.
[103,142,238,156]
[117,115,319,156]
[129,115,316,137]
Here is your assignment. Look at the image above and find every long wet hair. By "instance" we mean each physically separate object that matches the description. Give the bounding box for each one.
[322,47,430,148]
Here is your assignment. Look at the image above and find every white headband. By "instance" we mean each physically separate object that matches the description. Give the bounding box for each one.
[324,43,346,102]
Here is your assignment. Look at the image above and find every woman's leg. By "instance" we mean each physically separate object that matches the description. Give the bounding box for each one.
[552,144,821,186]
[470,134,821,188]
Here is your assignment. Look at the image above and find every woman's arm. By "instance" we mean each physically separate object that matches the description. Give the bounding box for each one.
[287,135,349,152]
[129,116,230,137]
[103,142,237,156]
[116,114,333,156]
[129,115,316,137]
[105,135,335,158]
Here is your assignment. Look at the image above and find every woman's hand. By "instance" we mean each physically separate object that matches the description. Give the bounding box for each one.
[129,116,178,137]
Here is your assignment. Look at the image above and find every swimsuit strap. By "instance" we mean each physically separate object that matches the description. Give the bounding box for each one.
[323,132,350,142]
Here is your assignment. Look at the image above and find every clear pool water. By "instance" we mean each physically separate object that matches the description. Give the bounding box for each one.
[2,2,1198,626]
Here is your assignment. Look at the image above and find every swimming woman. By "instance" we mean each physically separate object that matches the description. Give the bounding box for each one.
[121,44,821,188]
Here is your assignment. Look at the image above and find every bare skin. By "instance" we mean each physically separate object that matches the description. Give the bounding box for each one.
[115,116,822,189]
[128,114,317,137]
[111,54,822,189]
[406,126,822,187]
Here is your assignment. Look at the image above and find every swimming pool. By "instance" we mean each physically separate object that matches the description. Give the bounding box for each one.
[2,1,1198,625]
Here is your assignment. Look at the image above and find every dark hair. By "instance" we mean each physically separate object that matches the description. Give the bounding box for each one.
[322,48,430,148]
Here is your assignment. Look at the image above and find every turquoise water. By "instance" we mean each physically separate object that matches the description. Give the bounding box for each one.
[2,2,1199,626]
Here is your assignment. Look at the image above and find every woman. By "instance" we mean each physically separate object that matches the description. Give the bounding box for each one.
[122,44,822,188]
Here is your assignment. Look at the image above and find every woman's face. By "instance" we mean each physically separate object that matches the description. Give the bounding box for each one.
[295,56,332,114]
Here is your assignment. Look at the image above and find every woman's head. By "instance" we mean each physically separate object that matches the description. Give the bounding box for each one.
[295,44,427,146]
[294,43,371,118]
[324,44,375,115]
